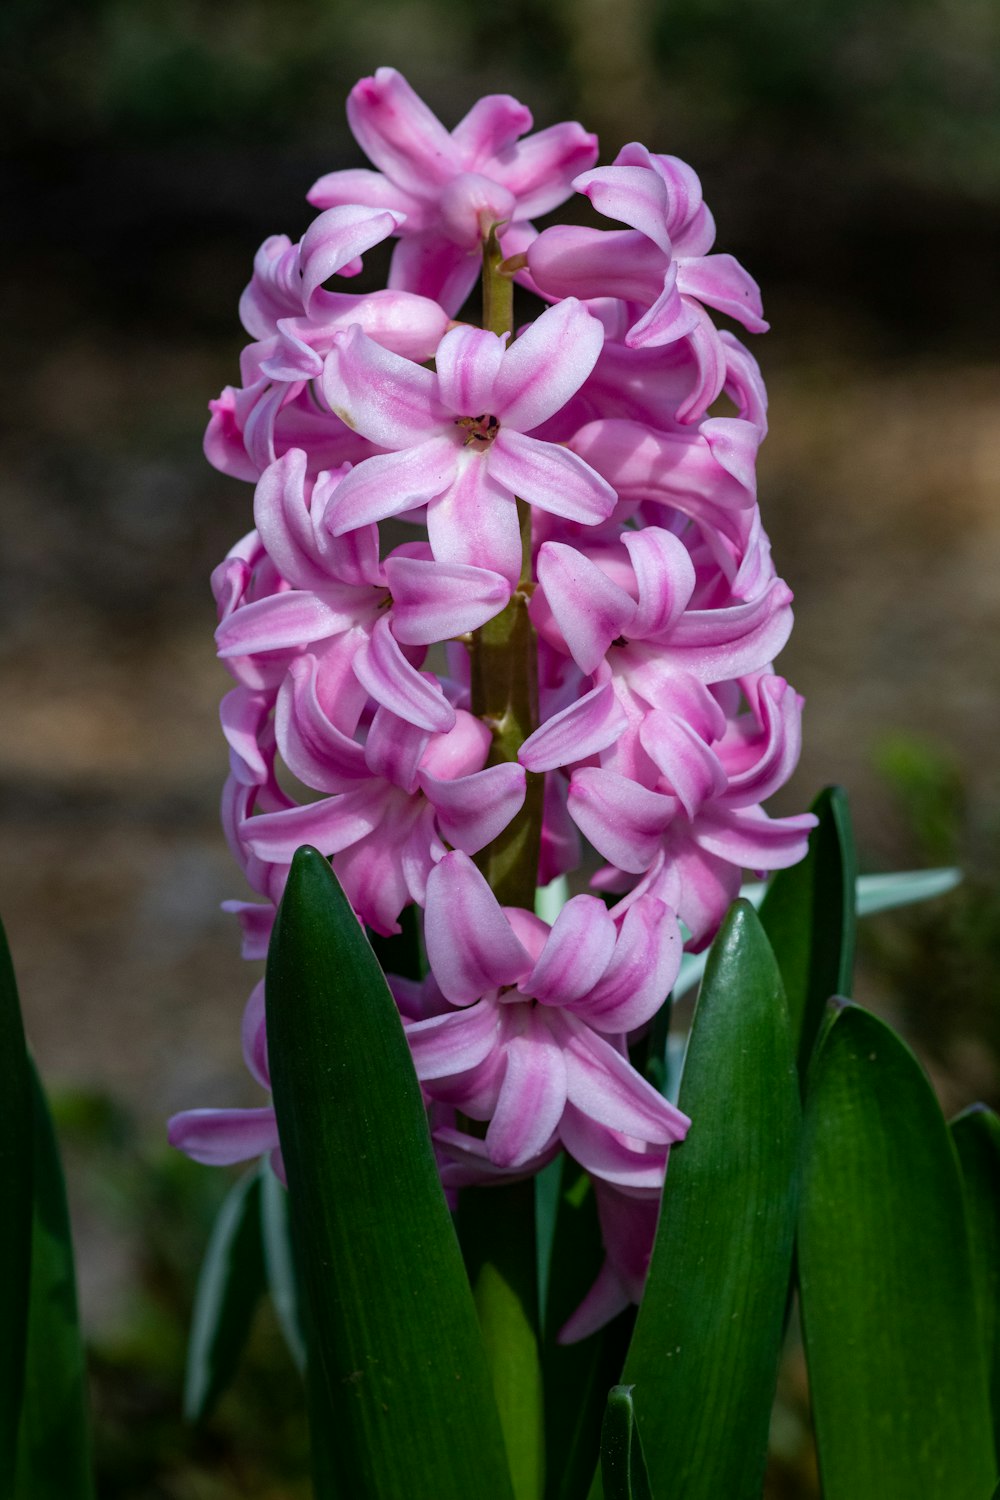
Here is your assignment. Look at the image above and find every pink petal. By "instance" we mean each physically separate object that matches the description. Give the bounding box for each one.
[424,852,532,1002]
[621,527,697,638]
[426,450,523,586]
[567,767,676,872]
[557,1261,630,1345]
[694,805,818,870]
[574,162,674,252]
[639,712,727,818]
[676,253,767,333]
[518,680,628,773]
[420,762,526,853]
[406,999,503,1081]
[364,705,430,792]
[322,324,450,450]
[487,121,598,219]
[299,206,405,317]
[492,298,605,430]
[660,580,794,681]
[353,615,455,733]
[168,1107,278,1166]
[241,981,270,1089]
[385,554,510,643]
[553,1010,690,1143]
[347,69,459,192]
[434,323,507,416]
[220,687,271,786]
[387,232,481,313]
[536,541,636,674]
[491,430,617,526]
[307,166,420,216]
[573,896,682,1032]
[450,93,534,166]
[419,711,492,780]
[325,437,458,534]
[333,798,420,935]
[214,590,353,659]
[526,894,617,1005]
[486,1016,568,1168]
[559,1106,667,1190]
[244,786,385,862]
[275,655,368,792]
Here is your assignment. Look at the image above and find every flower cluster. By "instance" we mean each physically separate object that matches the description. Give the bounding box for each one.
[169,69,815,1341]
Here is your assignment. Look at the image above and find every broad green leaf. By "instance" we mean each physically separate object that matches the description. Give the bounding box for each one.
[266,846,513,1500]
[759,784,856,1071]
[600,1387,653,1500]
[259,1158,306,1374]
[541,1164,633,1500]
[183,1166,266,1422]
[460,1181,544,1500]
[0,917,33,1493]
[951,1105,1000,1465]
[14,1061,93,1499]
[623,901,800,1499]
[799,1003,995,1499]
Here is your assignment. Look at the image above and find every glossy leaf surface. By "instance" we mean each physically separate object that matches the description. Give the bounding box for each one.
[266,846,513,1500]
[0,918,33,1493]
[623,901,800,1499]
[799,1003,995,1499]
[183,1167,266,1422]
[14,1061,94,1499]
[951,1104,1000,1466]
[759,784,856,1071]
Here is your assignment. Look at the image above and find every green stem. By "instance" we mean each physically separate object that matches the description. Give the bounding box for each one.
[482,224,514,340]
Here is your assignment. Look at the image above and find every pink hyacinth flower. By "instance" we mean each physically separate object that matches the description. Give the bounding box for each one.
[321,301,617,583]
[307,68,598,313]
[404,852,689,1174]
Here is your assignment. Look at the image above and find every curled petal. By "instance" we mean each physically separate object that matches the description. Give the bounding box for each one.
[694,805,818,870]
[559,1105,667,1191]
[450,93,534,166]
[526,894,617,1005]
[536,542,637,675]
[386,554,511,644]
[215,590,355,660]
[244,786,385,863]
[487,121,598,219]
[419,711,492,781]
[568,767,676,873]
[621,527,696,639]
[676,253,767,333]
[406,999,503,1081]
[326,438,458,534]
[276,654,368,792]
[574,896,682,1032]
[168,1107,278,1166]
[574,162,674,252]
[299,205,405,316]
[519,680,628,773]
[241,981,269,1089]
[424,851,531,1002]
[639,712,728,818]
[353,615,456,733]
[420,762,526,853]
[490,431,617,526]
[553,1010,690,1144]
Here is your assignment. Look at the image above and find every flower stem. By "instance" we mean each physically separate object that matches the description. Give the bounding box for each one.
[470,235,543,909]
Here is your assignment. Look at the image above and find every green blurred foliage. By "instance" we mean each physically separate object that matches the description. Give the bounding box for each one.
[3,0,999,203]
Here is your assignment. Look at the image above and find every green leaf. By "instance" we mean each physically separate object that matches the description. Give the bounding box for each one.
[623,900,800,1499]
[265,847,514,1500]
[0,917,34,1493]
[759,784,856,1072]
[798,1003,995,1499]
[14,1061,94,1499]
[183,1166,266,1422]
[460,1181,544,1500]
[541,1164,633,1500]
[259,1157,306,1374]
[951,1105,1000,1466]
[600,1387,653,1500]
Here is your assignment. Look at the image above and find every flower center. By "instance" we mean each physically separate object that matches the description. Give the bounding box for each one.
[456,412,500,450]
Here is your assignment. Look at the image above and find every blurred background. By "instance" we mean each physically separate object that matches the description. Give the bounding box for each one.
[2,0,999,1493]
